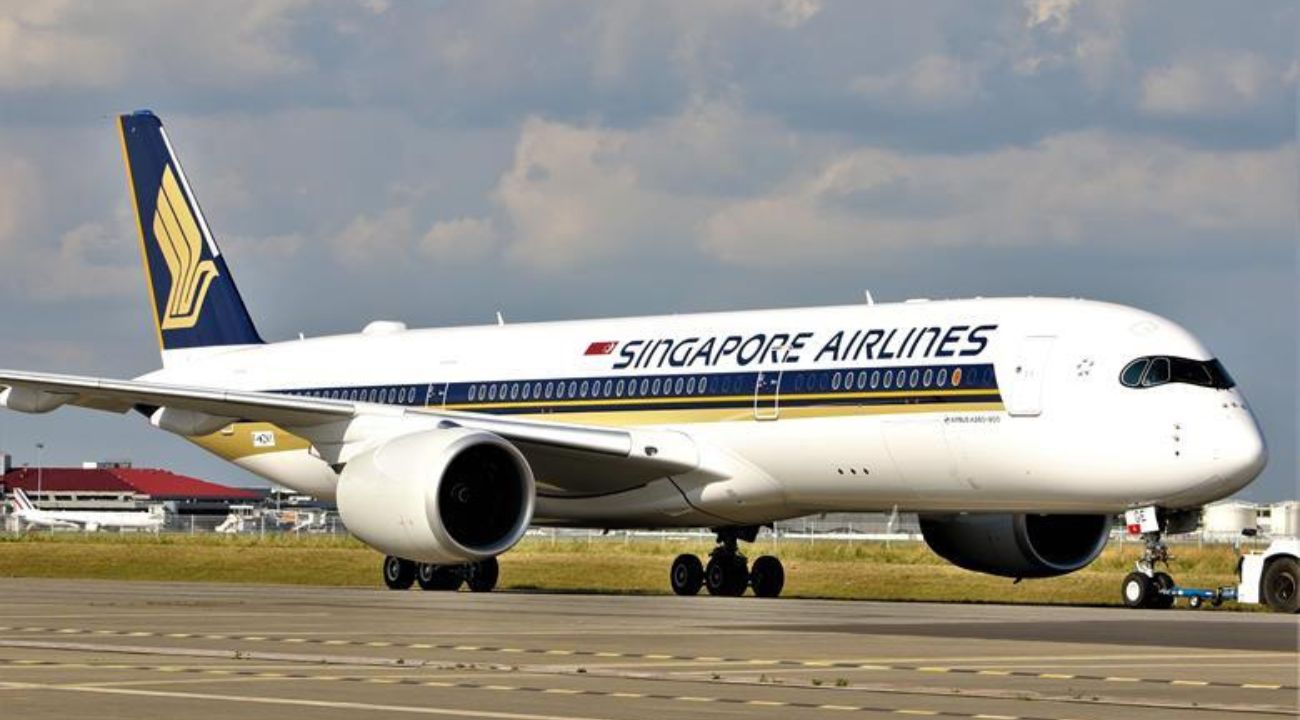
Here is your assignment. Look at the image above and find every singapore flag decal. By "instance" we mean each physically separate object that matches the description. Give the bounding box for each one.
[584,341,618,356]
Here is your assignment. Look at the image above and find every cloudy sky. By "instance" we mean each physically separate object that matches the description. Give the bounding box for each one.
[0,1,1294,501]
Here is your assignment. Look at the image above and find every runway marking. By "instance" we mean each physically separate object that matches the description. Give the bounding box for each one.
[0,658,1229,720]
[5,625,1297,694]
[32,684,623,720]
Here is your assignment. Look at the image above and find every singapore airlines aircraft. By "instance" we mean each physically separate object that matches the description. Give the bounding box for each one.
[8,488,164,532]
[0,111,1268,603]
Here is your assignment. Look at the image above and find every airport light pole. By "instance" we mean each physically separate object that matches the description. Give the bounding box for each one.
[35,442,44,507]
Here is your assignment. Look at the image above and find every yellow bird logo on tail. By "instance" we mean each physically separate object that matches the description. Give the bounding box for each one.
[152,165,219,330]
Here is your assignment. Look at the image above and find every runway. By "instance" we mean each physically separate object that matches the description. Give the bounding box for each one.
[0,578,1295,719]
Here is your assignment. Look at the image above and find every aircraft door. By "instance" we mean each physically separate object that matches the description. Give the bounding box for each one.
[1002,335,1055,417]
[753,346,788,421]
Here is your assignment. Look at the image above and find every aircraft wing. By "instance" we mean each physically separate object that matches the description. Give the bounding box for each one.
[0,369,701,494]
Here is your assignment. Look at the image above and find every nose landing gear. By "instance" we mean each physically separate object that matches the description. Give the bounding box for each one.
[1120,524,1178,609]
[668,526,786,598]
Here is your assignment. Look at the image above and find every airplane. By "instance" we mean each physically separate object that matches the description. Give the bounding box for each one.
[0,110,1269,603]
[7,488,164,532]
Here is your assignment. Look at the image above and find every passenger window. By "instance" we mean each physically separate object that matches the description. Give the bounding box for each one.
[651,378,661,394]
[856,371,867,389]
[603,379,612,397]
[640,378,650,395]
[909,369,919,388]
[674,377,684,395]
[616,379,625,397]
[923,368,933,387]
[832,372,842,391]
[522,383,532,400]
[883,371,893,389]
[896,369,907,388]
[1121,359,1148,387]
[545,382,554,399]
[1143,358,1171,387]
[870,370,880,389]
[937,369,948,387]
[567,381,577,398]
[699,377,708,394]
[510,384,520,400]
[579,381,589,398]
[686,377,696,394]
[818,373,830,392]
[488,385,498,401]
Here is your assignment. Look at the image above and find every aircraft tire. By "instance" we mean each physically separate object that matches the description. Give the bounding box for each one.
[383,556,416,590]
[1261,557,1299,613]
[417,563,463,591]
[1150,572,1175,609]
[1121,572,1152,608]
[749,555,784,598]
[466,557,499,593]
[705,556,748,597]
[670,554,704,596]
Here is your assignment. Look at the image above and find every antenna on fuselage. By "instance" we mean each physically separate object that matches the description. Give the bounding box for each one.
[864,290,875,305]
[495,311,505,326]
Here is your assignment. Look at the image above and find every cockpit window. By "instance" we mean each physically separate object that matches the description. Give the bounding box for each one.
[1120,359,1148,387]
[1143,357,1170,386]
[1120,356,1235,390]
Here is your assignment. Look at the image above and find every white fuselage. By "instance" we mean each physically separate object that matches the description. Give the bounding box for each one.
[12,506,163,531]
[144,297,1267,528]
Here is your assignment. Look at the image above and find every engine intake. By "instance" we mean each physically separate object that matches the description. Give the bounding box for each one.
[336,427,535,564]
[919,513,1110,579]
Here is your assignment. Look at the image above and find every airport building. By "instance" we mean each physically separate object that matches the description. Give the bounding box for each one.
[0,453,262,524]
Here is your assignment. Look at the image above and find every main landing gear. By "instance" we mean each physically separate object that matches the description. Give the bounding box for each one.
[1121,531,1177,609]
[670,526,785,598]
[383,555,499,593]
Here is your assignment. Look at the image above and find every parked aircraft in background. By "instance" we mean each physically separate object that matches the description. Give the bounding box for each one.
[0,111,1274,606]
[7,488,163,532]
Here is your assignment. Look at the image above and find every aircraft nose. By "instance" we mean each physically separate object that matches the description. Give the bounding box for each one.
[1216,405,1268,490]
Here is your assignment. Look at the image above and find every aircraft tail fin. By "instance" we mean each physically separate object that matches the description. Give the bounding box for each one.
[11,488,34,512]
[117,110,263,358]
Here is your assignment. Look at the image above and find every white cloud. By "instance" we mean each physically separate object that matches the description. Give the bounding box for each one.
[1141,51,1275,117]
[421,216,498,263]
[699,132,1297,267]
[1024,0,1078,31]
[328,205,413,267]
[0,1,312,92]
[851,54,983,109]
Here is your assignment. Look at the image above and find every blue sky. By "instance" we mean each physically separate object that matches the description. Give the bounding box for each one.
[0,1,1295,501]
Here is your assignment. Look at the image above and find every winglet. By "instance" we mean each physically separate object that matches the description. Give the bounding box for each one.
[118,111,263,354]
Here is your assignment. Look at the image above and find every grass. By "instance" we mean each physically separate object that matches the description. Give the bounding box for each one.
[0,531,1253,608]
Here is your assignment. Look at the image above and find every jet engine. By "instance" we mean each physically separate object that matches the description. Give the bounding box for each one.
[336,427,535,564]
[919,513,1110,579]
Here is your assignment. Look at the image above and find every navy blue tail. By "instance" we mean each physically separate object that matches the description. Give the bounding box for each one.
[118,110,262,352]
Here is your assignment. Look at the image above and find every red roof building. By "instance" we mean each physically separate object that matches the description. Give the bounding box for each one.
[2,467,261,502]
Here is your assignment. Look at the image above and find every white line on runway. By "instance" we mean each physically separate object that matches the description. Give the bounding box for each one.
[29,684,620,720]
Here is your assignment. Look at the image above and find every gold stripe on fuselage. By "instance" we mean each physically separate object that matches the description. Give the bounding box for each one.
[188,402,1004,464]
[189,422,311,463]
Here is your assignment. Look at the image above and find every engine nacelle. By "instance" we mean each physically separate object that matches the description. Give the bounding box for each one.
[336,427,535,564]
[919,513,1110,579]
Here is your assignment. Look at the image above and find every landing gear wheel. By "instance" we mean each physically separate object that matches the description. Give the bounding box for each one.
[705,555,748,597]
[1188,596,1203,609]
[417,563,463,591]
[749,555,785,598]
[465,557,499,593]
[1150,571,1176,609]
[1262,557,1300,614]
[383,556,416,590]
[670,554,704,596]
[1121,571,1152,608]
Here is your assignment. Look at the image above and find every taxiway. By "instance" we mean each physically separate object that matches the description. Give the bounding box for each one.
[0,578,1295,719]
